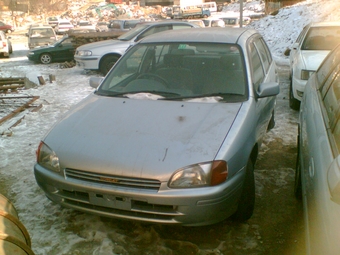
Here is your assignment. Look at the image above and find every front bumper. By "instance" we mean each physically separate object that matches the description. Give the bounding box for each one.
[292,76,307,102]
[74,56,100,70]
[34,163,244,226]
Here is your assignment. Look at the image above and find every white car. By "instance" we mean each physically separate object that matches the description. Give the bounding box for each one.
[74,20,199,75]
[202,18,225,27]
[0,30,12,57]
[286,21,340,110]
[219,16,251,28]
[54,20,74,35]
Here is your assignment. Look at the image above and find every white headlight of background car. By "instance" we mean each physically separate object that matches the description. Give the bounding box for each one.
[77,50,92,56]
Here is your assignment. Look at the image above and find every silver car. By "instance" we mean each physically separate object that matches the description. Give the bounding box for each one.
[74,20,199,75]
[295,43,340,254]
[34,28,279,226]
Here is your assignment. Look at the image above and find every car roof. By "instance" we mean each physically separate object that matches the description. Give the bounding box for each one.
[309,21,340,27]
[139,27,257,44]
[138,20,200,27]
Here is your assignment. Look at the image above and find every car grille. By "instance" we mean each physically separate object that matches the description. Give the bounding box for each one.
[65,168,161,191]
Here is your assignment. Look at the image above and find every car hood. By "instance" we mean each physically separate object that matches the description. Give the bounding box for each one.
[300,50,330,70]
[77,39,128,50]
[44,94,242,180]
[32,44,55,50]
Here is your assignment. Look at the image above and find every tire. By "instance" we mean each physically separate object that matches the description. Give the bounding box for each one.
[294,135,302,199]
[40,53,52,64]
[99,55,120,75]
[231,159,255,221]
[9,44,13,54]
[289,78,301,110]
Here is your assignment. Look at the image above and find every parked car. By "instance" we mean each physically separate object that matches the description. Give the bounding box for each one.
[107,19,142,32]
[202,18,225,27]
[46,16,59,28]
[27,35,74,64]
[54,20,74,35]
[285,21,340,110]
[74,20,200,75]
[187,19,206,28]
[34,27,279,226]
[26,24,57,49]
[295,43,340,255]
[0,21,14,33]
[220,16,251,27]
[75,20,96,31]
[95,21,109,32]
[0,31,12,57]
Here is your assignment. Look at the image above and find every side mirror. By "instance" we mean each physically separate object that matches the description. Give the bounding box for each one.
[284,48,291,56]
[257,82,280,98]
[328,156,340,205]
[89,77,103,89]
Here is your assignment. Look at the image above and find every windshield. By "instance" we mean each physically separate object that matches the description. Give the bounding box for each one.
[53,36,71,46]
[302,26,340,50]
[96,42,248,102]
[117,24,149,41]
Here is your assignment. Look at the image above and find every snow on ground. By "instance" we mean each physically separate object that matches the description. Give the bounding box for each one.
[0,0,340,254]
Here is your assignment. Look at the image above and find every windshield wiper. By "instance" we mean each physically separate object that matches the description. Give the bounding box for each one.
[97,90,180,98]
[159,92,244,101]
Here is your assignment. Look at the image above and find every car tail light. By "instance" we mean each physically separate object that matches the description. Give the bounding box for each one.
[2,42,6,47]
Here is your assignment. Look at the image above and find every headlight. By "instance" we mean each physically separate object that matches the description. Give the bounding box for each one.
[36,141,60,172]
[77,50,92,56]
[169,160,228,188]
[300,69,314,80]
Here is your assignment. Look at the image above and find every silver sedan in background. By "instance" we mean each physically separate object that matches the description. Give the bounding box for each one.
[295,43,340,254]
[34,28,279,226]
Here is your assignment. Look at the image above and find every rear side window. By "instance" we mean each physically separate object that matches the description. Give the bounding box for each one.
[253,38,272,72]
[249,41,264,90]
[323,70,340,128]
[317,44,340,91]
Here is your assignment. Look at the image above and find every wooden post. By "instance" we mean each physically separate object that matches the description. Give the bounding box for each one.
[49,74,56,83]
[37,76,45,85]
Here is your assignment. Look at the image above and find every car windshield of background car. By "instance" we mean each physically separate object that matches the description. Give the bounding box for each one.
[31,28,54,37]
[301,26,340,50]
[96,42,247,102]
[117,24,149,41]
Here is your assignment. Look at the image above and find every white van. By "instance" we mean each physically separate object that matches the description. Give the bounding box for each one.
[26,24,57,49]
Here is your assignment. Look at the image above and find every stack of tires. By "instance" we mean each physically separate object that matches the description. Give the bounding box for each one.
[0,194,35,255]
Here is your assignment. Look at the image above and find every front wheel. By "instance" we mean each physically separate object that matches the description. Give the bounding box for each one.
[40,53,52,64]
[99,55,120,75]
[231,159,255,221]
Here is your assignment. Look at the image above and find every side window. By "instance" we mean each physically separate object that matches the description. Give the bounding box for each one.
[317,45,340,91]
[137,25,171,41]
[323,71,340,127]
[333,118,340,152]
[254,38,271,73]
[249,42,264,90]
